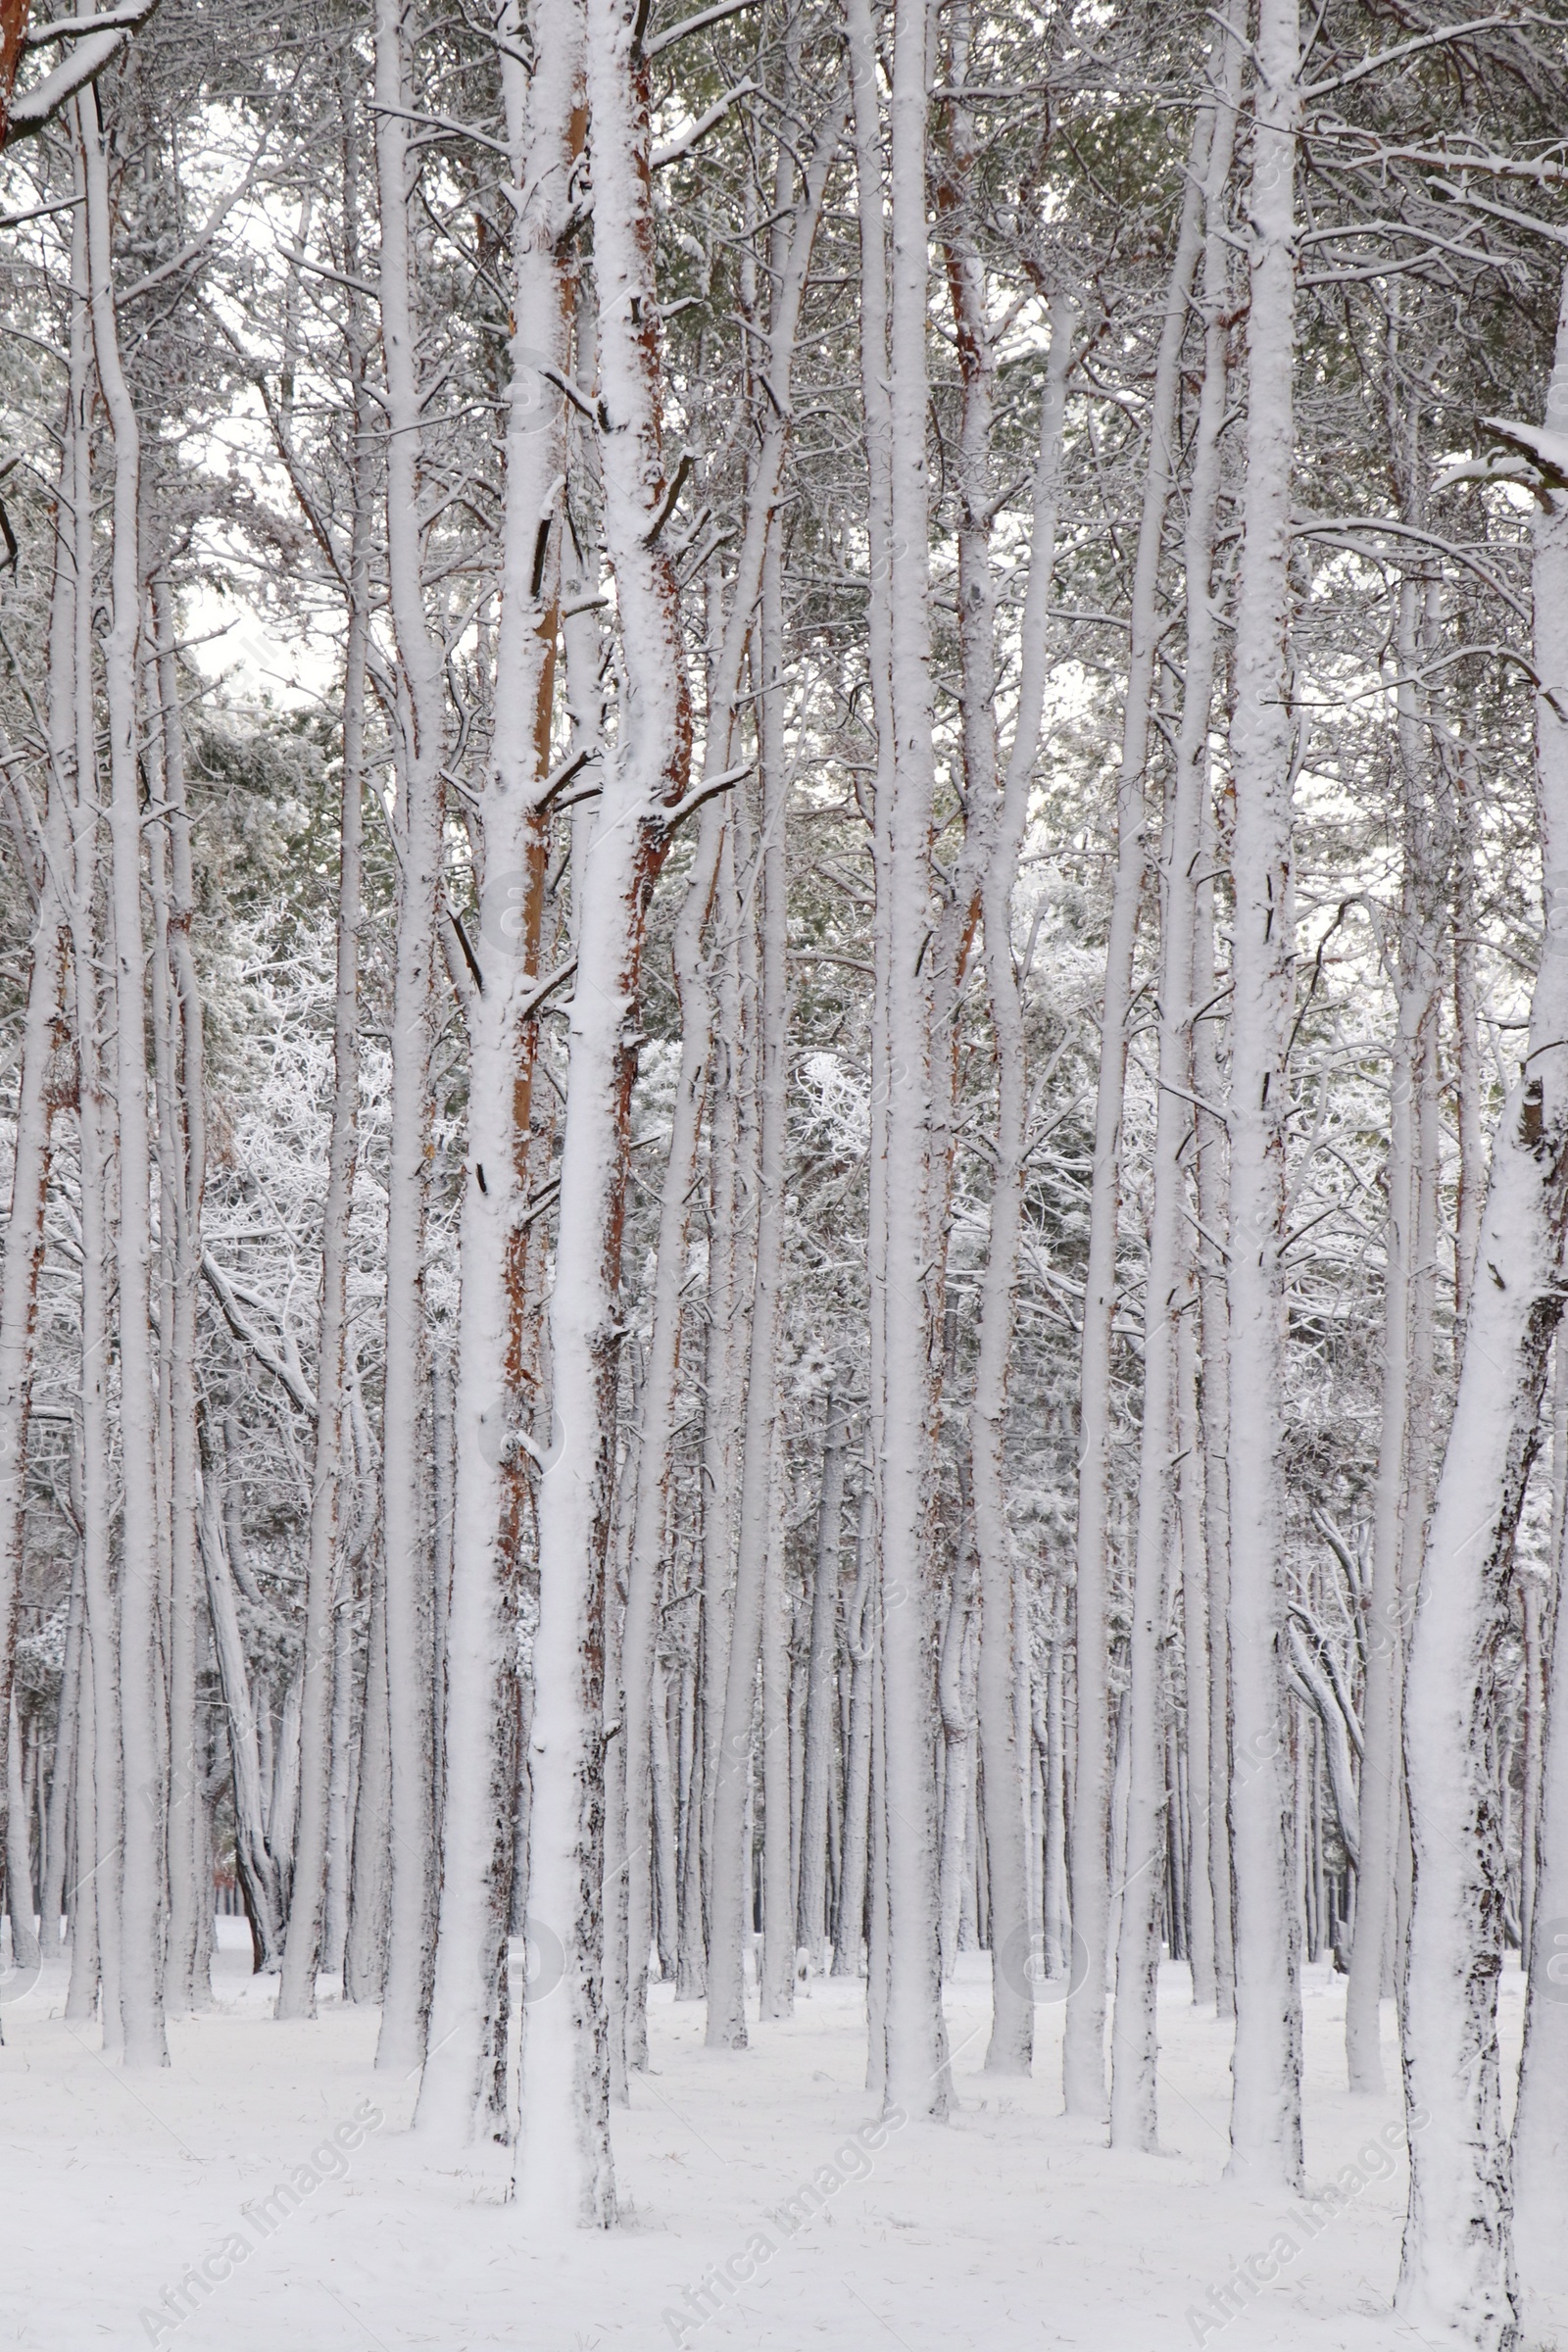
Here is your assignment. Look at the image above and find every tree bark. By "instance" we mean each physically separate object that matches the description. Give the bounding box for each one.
[1517,1339,1568,2319]
[371,0,446,2078]
[797,1394,848,1971]
[515,0,693,2224]
[0,269,74,1973]
[869,0,948,2124]
[83,80,168,2071]
[1110,111,1223,2149]
[1221,0,1302,2187]
[1065,119,1206,2121]
[833,1470,875,1978]
[942,67,1072,2058]
[1405,273,1568,2352]
[1346,896,1420,2091]
[416,0,579,2140]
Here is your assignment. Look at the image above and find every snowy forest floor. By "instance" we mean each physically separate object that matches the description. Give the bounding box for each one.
[0,1941,1540,2352]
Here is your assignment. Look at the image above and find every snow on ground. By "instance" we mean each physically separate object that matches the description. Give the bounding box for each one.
[0,1935,1549,2352]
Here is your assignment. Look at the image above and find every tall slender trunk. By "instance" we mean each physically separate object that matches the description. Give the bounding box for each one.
[1221,0,1302,2187]
[622,802,721,2062]
[62,188,123,2039]
[277,447,369,2019]
[708,768,787,2051]
[1453,740,1486,1326]
[0,316,74,1963]
[1347,904,1420,2093]
[416,0,579,2139]
[6,1690,38,1971]
[1108,112,1230,2149]
[201,1489,282,1965]
[1112,34,1244,2124]
[797,1394,848,1969]
[651,1653,679,1982]
[845,0,896,2073]
[40,1560,85,1954]
[956,254,1072,2067]
[84,82,168,2071]
[937,1573,974,1981]
[1176,7,1241,2030]
[65,1649,98,2019]
[1176,1298,1215,2008]
[1516,1558,1567,2316]
[149,570,211,2018]
[760,1406,794,2021]
[347,1534,391,2000]
[870,0,948,2124]
[371,0,446,2077]
[322,1571,357,1982]
[1194,796,1234,2022]
[698,838,743,1954]
[516,0,693,2224]
[698,83,844,2050]
[1402,275,1568,2352]
[1043,1581,1070,1977]
[833,1470,875,1977]
[1065,122,1206,2121]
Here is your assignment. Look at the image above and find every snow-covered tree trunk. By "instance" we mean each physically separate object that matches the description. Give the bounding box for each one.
[201,1492,282,1966]
[1065,123,1206,2122]
[347,1483,391,1999]
[515,0,693,2224]
[1176,1300,1215,2009]
[875,0,947,2122]
[277,450,369,2021]
[756,539,796,2031]
[1110,125,1217,2146]
[1173,5,1239,2030]
[651,1654,679,1984]
[322,1578,357,1984]
[0,323,73,1955]
[59,197,123,2039]
[1193,783,1235,2021]
[149,572,211,2018]
[708,760,789,2049]
[371,0,448,2078]
[1516,1483,1568,2319]
[39,1564,84,1954]
[760,1414,794,2022]
[1453,747,1486,1327]
[699,83,842,2050]
[957,256,1071,2069]
[620,802,721,2060]
[1043,1582,1070,1978]
[937,1574,974,1982]
[798,1394,848,1970]
[697,847,743,1948]
[1223,0,1304,2185]
[5,1690,38,1971]
[84,86,168,2070]
[416,0,579,2140]
[604,1429,632,2106]
[844,0,895,2053]
[1403,275,1568,2350]
[1517,825,1568,2328]
[833,1470,875,1977]
[1346,906,1420,2092]
[65,1650,98,2019]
